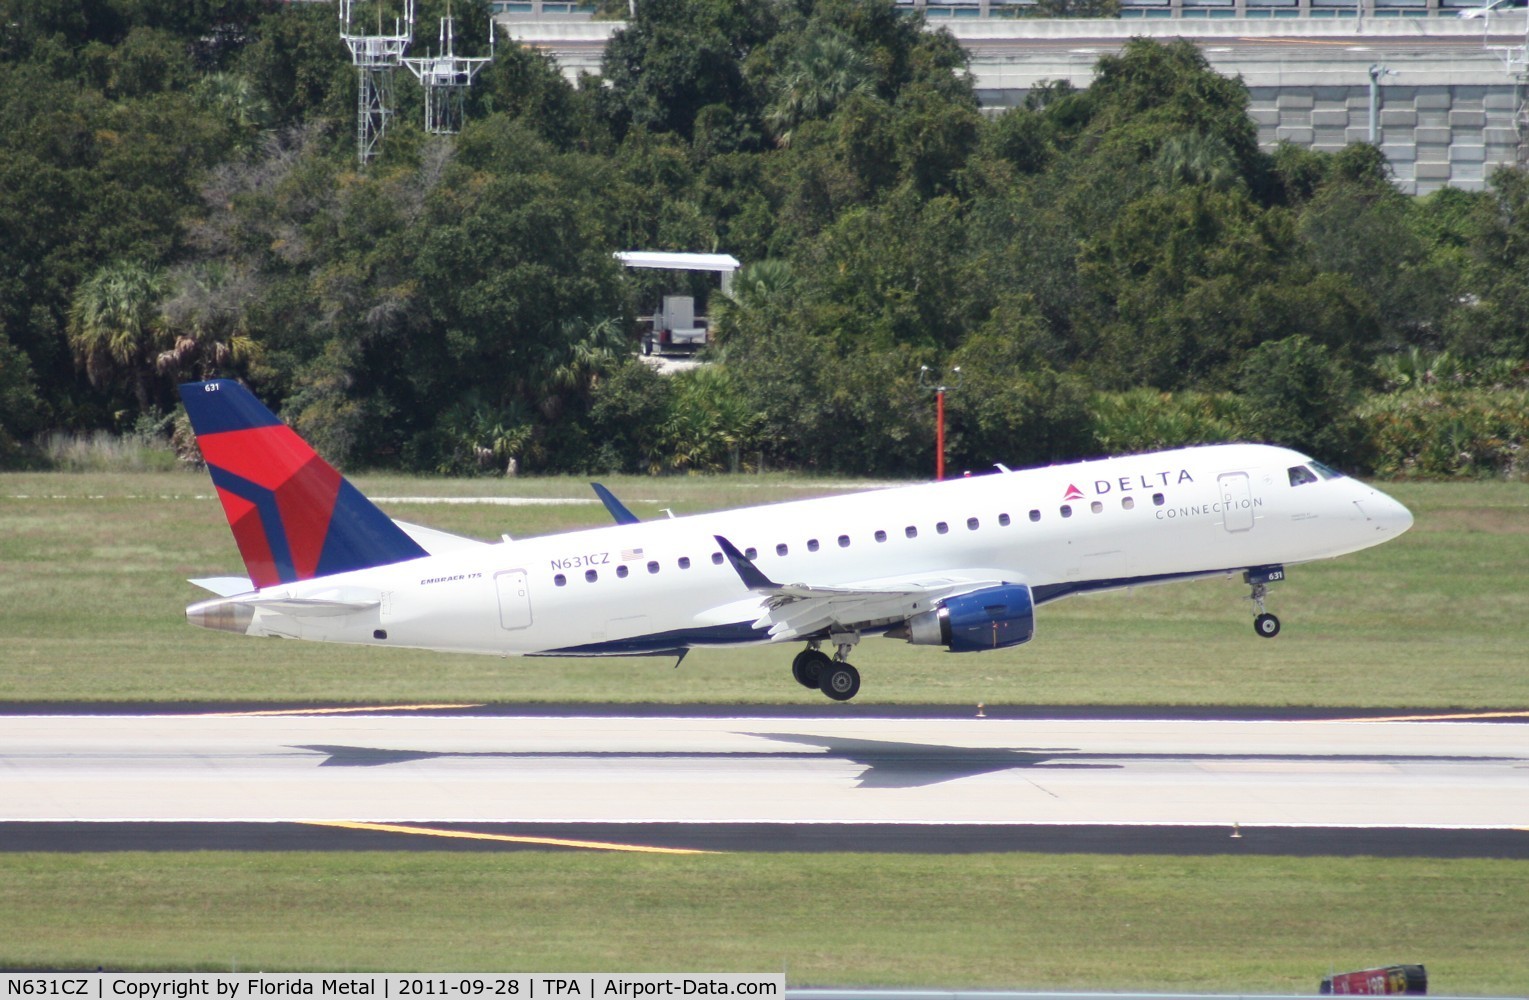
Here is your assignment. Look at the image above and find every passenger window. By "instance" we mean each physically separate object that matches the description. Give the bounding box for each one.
[1028,510,1041,522]
[554,573,567,587]
[1122,497,1135,511]
[617,565,629,579]
[905,526,918,539]
[1288,465,1319,487]
[776,543,788,556]
[807,539,820,552]
[647,561,659,574]
[1152,493,1165,506]
[678,557,691,570]
[1090,501,1103,514]
[998,513,1011,527]
[874,530,887,543]
[712,552,724,565]
[744,547,757,560]
[936,522,949,535]
[1060,505,1073,518]
[837,534,850,548]
[966,517,979,530]
[585,569,598,583]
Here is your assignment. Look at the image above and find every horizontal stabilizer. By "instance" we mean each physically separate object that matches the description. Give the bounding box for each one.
[186,586,380,634]
[247,594,381,617]
[392,520,491,555]
[188,576,256,597]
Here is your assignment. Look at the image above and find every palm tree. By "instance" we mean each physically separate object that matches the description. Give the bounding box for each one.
[67,260,169,414]
[765,30,875,147]
[1153,132,1243,192]
[156,264,258,382]
[193,72,275,152]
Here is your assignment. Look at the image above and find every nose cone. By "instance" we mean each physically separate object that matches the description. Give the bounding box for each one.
[1365,488,1414,536]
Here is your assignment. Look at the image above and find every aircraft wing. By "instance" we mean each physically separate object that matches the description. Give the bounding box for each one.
[711,535,1007,641]
[591,482,641,525]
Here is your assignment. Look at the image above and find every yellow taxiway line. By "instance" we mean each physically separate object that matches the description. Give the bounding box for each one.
[304,820,718,854]
[1331,710,1529,723]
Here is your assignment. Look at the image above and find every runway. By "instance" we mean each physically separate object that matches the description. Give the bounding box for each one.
[2,710,1526,855]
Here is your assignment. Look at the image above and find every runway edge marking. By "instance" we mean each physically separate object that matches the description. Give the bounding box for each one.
[303,820,720,854]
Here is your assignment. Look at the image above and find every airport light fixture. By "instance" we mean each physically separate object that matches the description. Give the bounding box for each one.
[919,365,962,481]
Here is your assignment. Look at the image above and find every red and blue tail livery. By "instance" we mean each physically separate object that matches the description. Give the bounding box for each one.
[179,380,427,589]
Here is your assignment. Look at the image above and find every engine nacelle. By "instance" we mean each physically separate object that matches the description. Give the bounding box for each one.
[903,584,1035,652]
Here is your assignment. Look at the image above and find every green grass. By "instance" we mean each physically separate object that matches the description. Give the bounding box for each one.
[1,472,1525,706]
[0,852,1524,991]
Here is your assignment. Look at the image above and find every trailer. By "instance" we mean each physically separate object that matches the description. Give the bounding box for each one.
[615,251,740,357]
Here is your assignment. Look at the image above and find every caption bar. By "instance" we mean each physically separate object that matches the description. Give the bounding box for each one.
[2,976,783,1000]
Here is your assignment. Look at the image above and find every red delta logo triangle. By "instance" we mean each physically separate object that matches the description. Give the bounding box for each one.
[1063,484,1085,501]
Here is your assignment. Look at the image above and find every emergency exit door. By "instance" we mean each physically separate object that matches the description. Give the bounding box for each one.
[495,570,533,630]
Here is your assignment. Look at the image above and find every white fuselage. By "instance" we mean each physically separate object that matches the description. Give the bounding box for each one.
[190,443,1413,659]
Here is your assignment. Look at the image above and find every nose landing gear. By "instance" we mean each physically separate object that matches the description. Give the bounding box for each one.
[1245,565,1285,638]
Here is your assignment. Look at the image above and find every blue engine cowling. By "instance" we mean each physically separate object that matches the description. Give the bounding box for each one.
[903,584,1035,652]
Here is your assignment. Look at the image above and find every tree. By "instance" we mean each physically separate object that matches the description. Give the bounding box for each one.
[1449,165,1529,360]
[0,330,46,465]
[764,28,874,147]
[156,262,259,383]
[66,260,170,415]
[598,0,777,141]
[1236,335,1362,466]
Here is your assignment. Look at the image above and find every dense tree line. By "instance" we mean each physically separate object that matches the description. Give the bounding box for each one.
[1,0,1525,475]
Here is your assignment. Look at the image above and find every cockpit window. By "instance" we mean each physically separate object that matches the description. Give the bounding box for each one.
[1310,461,1344,480]
[1288,465,1318,487]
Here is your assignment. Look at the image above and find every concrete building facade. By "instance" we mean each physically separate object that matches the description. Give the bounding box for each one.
[503,14,1529,193]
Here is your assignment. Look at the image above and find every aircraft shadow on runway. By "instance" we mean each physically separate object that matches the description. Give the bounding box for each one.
[290,734,1524,789]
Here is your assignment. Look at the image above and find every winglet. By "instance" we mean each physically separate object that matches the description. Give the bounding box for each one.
[591,482,641,525]
[714,535,780,592]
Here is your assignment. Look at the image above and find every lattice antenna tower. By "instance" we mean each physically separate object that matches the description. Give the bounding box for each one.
[339,0,415,166]
[403,8,495,135]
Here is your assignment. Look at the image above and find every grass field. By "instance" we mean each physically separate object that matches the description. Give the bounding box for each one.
[2,852,1527,993]
[0,471,1525,706]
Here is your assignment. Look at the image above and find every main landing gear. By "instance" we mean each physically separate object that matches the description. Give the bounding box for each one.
[1245,565,1285,639]
[791,636,862,702]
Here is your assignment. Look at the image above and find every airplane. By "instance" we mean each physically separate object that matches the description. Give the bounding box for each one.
[179,378,1414,701]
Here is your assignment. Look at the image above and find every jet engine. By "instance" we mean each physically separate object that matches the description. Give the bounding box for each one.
[899,584,1035,652]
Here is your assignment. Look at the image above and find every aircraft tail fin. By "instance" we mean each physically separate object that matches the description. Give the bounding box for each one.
[179,380,428,590]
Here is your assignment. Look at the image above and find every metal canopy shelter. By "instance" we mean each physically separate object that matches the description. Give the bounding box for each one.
[615,251,741,294]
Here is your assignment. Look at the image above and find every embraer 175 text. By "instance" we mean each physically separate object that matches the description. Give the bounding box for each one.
[180,379,1413,701]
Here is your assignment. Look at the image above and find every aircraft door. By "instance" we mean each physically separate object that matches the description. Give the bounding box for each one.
[1218,472,1255,532]
[495,570,533,630]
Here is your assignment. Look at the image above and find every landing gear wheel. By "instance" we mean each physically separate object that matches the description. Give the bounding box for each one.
[819,662,861,702]
[1254,613,1281,638]
[792,648,830,689]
